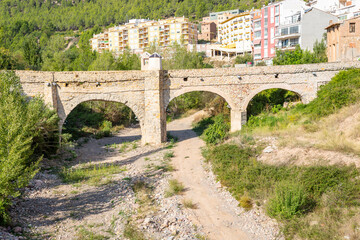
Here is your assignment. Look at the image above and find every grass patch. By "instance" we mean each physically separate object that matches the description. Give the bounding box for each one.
[59,163,126,186]
[165,179,185,197]
[164,151,174,160]
[76,226,109,240]
[131,181,156,216]
[123,223,146,240]
[182,199,197,209]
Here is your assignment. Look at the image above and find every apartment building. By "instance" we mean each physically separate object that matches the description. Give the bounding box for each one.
[253,0,307,64]
[326,16,360,61]
[214,12,253,57]
[198,22,217,41]
[306,0,360,20]
[199,9,244,42]
[90,17,198,53]
[206,9,244,24]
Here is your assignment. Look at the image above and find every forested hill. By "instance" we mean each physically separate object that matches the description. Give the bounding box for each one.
[0,0,267,31]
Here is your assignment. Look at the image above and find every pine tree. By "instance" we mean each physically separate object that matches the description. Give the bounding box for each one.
[0,71,50,224]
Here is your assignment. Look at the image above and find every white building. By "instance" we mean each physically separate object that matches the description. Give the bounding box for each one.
[306,0,360,20]
[213,12,253,58]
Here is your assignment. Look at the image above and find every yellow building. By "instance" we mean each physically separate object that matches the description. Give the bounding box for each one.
[91,17,198,53]
[215,12,253,57]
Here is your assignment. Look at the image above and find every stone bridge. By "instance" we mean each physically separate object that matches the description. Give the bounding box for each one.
[16,58,360,145]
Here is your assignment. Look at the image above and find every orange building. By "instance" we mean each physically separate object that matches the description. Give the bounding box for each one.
[326,16,360,62]
[198,22,217,41]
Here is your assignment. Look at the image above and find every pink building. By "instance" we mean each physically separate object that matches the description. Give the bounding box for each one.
[253,3,281,64]
[253,0,308,65]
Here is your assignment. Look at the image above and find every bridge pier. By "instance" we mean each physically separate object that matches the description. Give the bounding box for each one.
[142,55,167,145]
[230,109,247,132]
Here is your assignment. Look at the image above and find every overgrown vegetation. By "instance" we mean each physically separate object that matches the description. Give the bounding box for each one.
[247,88,300,118]
[197,69,360,239]
[244,69,360,132]
[273,40,327,65]
[203,144,360,239]
[0,71,58,224]
[63,101,137,140]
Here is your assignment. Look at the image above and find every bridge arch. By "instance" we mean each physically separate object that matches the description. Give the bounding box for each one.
[166,86,236,110]
[241,84,307,111]
[59,94,145,137]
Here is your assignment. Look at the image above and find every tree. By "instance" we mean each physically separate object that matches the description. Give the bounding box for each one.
[0,47,15,69]
[23,37,41,69]
[88,51,118,71]
[0,71,51,224]
[235,53,253,64]
[273,42,328,66]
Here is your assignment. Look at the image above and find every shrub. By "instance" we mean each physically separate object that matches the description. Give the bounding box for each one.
[203,114,230,144]
[239,194,253,210]
[165,179,185,197]
[267,182,312,220]
[235,53,253,64]
[100,120,112,136]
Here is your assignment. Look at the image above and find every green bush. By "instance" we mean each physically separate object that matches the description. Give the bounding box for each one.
[267,182,312,219]
[203,114,230,144]
[304,69,360,118]
[235,53,253,64]
[100,120,112,137]
[0,71,57,224]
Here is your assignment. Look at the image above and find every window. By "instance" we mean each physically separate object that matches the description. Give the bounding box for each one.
[339,15,347,21]
[290,26,299,34]
[281,28,288,36]
[254,21,261,29]
[264,7,268,17]
[264,39,268,47]
[290,38,299,46]
[254,54,261,59]
[275,5,280,15]
[275,16,279,25]
[350,23,356,33]
[254,30,261,38]
[264,28,268,37]
[264,18,268,25]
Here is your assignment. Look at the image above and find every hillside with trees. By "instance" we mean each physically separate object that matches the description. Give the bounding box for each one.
[0,0,267,31]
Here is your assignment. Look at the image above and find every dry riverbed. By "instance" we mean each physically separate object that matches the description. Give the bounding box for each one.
[6,112,280,240]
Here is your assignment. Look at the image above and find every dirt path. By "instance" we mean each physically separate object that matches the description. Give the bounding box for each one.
[168,113,249,239]
[9,112,279,240]
[167,111,279,240]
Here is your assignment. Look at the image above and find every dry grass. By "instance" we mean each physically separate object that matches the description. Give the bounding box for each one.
[182,199,197,209]
[317,130,360,155]
[239,194,253,210]
[165,179,185,197]
[192,111,211,124]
